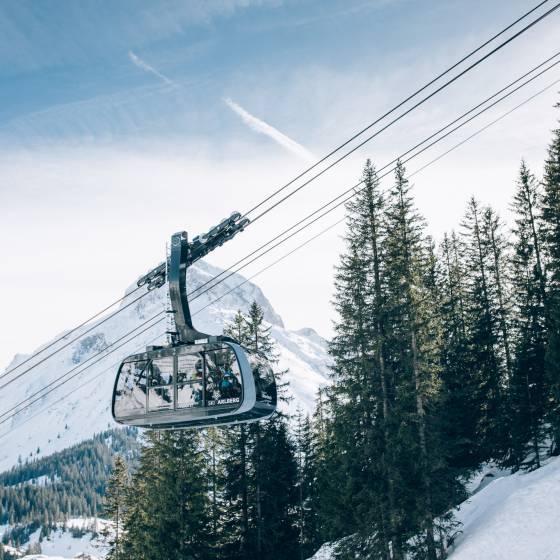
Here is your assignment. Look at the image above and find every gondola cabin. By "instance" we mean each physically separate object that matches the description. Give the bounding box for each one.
[112,340,276,429]
[112,220,277,430]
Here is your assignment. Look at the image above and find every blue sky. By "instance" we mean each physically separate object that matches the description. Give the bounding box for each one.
[1,0,548,147]
[1,0,559,366]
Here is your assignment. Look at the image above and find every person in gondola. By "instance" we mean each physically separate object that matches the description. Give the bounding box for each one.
[219,369,241,398]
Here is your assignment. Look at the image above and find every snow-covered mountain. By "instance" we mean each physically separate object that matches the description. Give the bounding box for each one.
[0,260,330,472]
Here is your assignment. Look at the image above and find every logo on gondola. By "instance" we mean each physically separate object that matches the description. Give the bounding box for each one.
[208,397,241,406]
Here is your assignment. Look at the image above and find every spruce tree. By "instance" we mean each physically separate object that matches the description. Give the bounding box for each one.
[461,197,505,462]
[122,430,214,560]
[383,160,450,559]
[437,231,479,471]
[221,310,253,559]
[327,160,394,558]
[542,99,560,452]
[219,302,298,560]
[103,455,129,560]
[245,301,298,560]
[505,161,549,469]
[219,424,252,559]
[294,409,319,559]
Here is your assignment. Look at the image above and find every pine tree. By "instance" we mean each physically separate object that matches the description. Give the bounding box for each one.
[221,310,253,559]
[482,206,513,381]
[103,455,129,560]
[294,409,319,560]
[219,424,252,559]
[461,197,505,462]
[505,161,549,469]
[219,302,299,559]
[327,160,394,558]
[383,160,448,559]
[122,430,214,560]
[245,301,298,560]
[438,231,479,471]
[542,99,560,452]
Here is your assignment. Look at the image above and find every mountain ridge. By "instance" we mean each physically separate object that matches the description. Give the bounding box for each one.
[0,260,330,472]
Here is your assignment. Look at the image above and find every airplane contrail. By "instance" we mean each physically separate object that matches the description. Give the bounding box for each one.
[128,51,175,87]
[224,98,314,162]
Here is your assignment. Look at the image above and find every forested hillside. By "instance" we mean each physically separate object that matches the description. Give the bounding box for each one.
[305,98,560,558]
[0,427,139,548]
[100,98,560,560]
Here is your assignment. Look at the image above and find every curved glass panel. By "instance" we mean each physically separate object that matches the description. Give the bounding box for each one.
[113,343,253,427]
[249,354,277,406]
[205,347,242,406]
[114,360,148,418]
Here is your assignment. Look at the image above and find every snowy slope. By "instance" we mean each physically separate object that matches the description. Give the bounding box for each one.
[1,518,107,559]
[0,260,330,472]
[310,456,560,559]
[449,456,560,559]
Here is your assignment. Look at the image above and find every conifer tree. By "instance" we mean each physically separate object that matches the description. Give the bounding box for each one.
[221,311,253,559]
[461,197,505,462]
[383,160,446,559]
[293,408,321,559]
[437,232,479,471]
[219,424,251,559]
[506,161,548,469]
[219,302,298,560]
[542,99,560,452]
[122,430,214,560]
[103,455,129,560]
[327,160,394,558]
[245,301,297,560]
[482,206,513,380]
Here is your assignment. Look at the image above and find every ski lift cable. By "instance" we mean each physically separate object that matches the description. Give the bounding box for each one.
[0,288,156,392]
[2,74,557,431]
[186,55,560,304]
[192,76,560,327]
[187,51,560,300]
[408,77,560,177]
[0,284,144,380]
[0,333,164,443]
[0,2,553,386]
[239,0,559,225]
[192,217,347,317]
[1,57,555,418]
[0,313,166,423]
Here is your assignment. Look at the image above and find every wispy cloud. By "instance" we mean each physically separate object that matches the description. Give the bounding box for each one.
[128,51,175,87]
[224,98,314,162]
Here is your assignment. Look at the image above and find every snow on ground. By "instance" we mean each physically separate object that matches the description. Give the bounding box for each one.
[309,455,560,560]
[449,455,560,559]
[4,518,108,559]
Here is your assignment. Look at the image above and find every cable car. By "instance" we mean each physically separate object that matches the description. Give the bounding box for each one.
[112,215,277,429]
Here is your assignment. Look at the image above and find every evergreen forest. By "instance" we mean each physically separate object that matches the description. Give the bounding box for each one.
[3,99,560,560]
[0,427,140,548]
[104,99,560,560]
